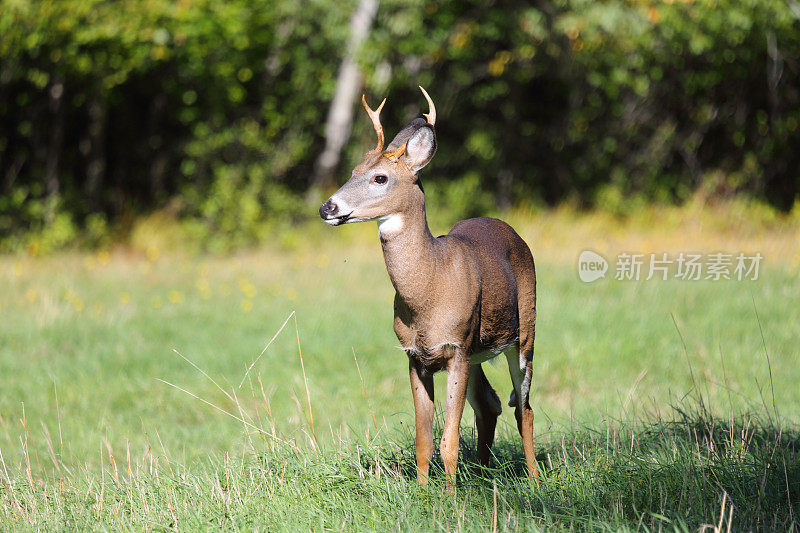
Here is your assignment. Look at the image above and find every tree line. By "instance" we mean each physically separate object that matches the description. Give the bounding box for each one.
[1,0,798,250]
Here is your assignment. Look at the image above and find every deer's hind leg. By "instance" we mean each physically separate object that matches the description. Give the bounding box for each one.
[505,342,539,481]
[465,363,502,466]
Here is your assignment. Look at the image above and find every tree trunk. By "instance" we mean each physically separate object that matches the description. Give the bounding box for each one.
[44,78,65,225]
[312,0,378,190]
[84,95,108,211]
[148,93,168,199]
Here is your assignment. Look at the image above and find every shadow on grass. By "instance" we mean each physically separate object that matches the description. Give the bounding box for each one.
[370,405,800,530]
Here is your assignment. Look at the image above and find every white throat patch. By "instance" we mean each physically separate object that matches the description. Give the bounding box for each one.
[378,215,403,236]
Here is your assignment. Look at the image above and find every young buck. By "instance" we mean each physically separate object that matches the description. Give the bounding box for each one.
[319,87,539,488]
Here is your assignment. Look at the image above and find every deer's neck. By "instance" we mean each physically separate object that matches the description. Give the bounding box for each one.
[378,193,439,310]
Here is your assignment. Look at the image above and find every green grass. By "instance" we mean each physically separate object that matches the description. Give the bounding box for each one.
[1,209,799,529]
[2,408,799,530]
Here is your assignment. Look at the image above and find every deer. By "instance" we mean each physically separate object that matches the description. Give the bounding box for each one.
[319,87,539,490]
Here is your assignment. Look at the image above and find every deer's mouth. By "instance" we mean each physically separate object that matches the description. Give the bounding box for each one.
[324,212,353,226]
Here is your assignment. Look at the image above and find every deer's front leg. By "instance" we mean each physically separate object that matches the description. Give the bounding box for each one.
[409,358,434,484]
[441,353,469,492]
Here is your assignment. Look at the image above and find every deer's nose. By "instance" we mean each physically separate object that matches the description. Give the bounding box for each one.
[319,199,338,219]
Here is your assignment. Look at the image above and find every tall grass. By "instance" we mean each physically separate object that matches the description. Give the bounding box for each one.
[1,361,797,530]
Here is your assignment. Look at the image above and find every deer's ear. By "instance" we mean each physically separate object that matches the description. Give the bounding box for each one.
[403,125,436,174]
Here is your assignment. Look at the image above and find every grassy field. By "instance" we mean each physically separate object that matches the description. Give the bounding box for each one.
[1,204,799,530]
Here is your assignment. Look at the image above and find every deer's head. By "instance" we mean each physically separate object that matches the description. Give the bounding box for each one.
[319,87,437,231]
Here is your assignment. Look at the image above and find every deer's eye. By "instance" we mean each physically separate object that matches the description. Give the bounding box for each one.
[371,174,388,185]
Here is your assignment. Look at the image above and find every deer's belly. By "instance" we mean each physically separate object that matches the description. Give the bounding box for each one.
[470,349,500,365]
[470,338,518,365]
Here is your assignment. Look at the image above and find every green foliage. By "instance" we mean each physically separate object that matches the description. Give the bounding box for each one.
[559,0,800,207]
[0,0,352,250]
[372,0,800,209]
[1,0,798,249]
[425,172,497,227]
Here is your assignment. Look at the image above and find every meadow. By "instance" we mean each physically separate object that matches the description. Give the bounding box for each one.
[1,203,799,530]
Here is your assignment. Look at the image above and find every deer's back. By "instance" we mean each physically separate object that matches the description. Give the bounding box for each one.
[447,217,535,351]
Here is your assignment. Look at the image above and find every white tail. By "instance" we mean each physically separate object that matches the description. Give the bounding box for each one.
[319,87,539,490]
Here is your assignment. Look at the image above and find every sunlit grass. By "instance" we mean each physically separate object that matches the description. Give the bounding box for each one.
[0,204,798,529]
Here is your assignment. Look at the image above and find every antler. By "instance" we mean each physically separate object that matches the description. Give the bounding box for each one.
[362,95,387,152]
[385,141,407,163]
[419,86,436,126]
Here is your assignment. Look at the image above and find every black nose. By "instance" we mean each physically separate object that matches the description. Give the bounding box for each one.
[319,199,338,219]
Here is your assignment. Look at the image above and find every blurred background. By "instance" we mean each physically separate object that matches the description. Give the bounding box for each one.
[1,0,798,252]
